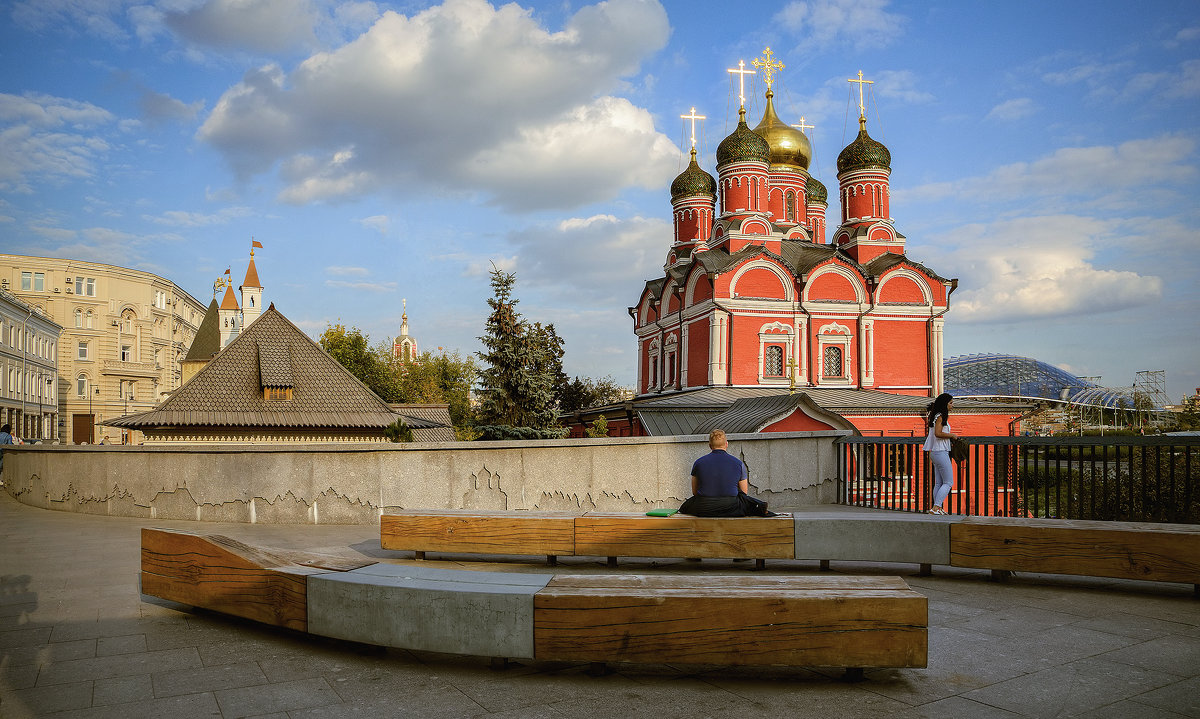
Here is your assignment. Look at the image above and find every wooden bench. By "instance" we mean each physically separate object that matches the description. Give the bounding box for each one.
[141,528,927,677]
[381,509,795,569]
[951,517,1200,589]
[381,509,1200,593]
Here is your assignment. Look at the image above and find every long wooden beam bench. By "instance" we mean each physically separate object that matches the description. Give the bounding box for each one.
[380,509,1200,593]
[140,528,927,678]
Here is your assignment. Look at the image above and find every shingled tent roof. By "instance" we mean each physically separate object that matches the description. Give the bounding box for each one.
[108,304,433,430]
[183,299,221,361]
[692,393,859,434]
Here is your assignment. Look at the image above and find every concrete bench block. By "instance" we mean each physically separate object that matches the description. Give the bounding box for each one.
[307,564,553,658]
[793,512,962,565]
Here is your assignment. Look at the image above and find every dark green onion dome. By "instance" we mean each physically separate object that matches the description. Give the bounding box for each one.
[716,108,771,167]
[836,120,891,173]
[670,148,717,202]
[752,90,811,170]
[806,174,828,204]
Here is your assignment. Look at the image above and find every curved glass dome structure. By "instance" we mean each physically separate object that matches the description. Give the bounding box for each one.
[944,353,1144,409]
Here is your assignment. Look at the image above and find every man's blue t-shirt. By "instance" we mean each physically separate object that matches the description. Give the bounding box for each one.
[690,449,747,497]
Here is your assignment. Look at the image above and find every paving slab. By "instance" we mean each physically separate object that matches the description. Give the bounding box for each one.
[2,491,1199,719]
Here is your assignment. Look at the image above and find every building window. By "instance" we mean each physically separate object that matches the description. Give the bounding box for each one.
[650,356,659,390]
[78,341,89,360]
[765,345,784,377]
[85,277,96,296]
[85,310,93,329]
[786,191,796,221]
[823,346,843,377]
[264,387,293,401]
[75,309,83,328]
[120,379,136,400]
[120,345,132,362]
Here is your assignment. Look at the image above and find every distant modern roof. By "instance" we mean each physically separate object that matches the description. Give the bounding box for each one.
[108,304,433,430]
[944,353,1143,409]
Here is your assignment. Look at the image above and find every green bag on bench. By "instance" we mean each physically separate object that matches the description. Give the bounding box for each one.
[646,508,679,517]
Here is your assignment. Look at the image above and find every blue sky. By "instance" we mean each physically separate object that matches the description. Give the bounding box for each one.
[2,0,1198,402]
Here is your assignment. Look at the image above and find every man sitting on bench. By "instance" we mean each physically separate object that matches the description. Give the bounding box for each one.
[679,429,773,517]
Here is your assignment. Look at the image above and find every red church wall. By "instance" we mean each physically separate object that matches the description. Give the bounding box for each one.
[687,318,710,387]
[762,413,837,432]
[807,271,858,301]
[870,320,929,389]
[666,292,681,313]
[733,267,788,299]
[845,413,1019,437]
[877,276,926,303]
[688,275,712,304]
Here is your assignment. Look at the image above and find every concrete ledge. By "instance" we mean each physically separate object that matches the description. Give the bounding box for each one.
[308,564,551,658]
[792,512,960,566]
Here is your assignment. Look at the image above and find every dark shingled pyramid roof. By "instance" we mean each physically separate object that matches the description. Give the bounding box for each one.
[109,304,432,430]
[184,299,221,361]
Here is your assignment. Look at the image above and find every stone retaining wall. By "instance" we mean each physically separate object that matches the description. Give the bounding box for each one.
[1,431,848,524]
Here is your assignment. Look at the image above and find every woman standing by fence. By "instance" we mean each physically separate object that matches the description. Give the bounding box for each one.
[924,394,959,514]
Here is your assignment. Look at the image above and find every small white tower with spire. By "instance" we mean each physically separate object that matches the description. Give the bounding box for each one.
[240,239,264,328]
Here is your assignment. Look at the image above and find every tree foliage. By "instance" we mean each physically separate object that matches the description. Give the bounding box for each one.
[319,324,397,401]
[559,375,631,412]
[319,323,479,433]
[475,267,562,433]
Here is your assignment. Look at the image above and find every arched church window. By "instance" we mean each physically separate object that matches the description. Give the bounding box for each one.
[74,309,82,328]
[786,191,795,221]
[823,346,843,377]
[765,345,784,377]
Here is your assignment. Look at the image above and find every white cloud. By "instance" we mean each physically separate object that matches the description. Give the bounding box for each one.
[197,0,673,211]
[142,206,252,226]
[898,135,1197,206]
[775,0,907,50]
[357,214,388,234]
[873,70,933,104]
[985,98,1036,121]
[326,265,369,276]
[930,216,1163,323]
[507,213,669,304]
[12,0,130,40]
[163,0,320,54]
[324,278,396,292]
[139,89,204,125]
[0,93,119,192]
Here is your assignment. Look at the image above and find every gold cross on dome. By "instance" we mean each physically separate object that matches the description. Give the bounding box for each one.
[848,70,874,122]
[792,116,814,134]
[752,47,784,90]
[727,59,755,110]
[680,107,706,151]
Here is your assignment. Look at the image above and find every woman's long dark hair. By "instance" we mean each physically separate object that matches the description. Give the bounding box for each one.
[926,393,953,429]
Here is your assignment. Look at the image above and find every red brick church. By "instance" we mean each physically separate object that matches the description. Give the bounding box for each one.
[567,52,1022,438]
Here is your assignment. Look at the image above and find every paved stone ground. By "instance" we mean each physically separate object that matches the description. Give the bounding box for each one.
[1,492,1198,719]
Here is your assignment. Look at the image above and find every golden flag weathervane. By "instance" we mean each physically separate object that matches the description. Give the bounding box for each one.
[752,47,784,90]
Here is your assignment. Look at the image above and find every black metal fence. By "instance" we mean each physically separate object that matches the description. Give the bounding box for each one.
[835,435,1200,523]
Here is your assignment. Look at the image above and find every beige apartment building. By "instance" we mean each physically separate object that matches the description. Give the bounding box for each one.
[0,255,207,444]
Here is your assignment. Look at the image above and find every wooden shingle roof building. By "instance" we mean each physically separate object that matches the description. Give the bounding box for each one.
[107,304,446,444]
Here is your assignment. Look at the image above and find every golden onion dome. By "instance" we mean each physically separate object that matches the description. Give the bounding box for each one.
[752,90,811,170]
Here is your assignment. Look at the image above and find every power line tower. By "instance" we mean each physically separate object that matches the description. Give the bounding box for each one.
[1133,370,1168,409]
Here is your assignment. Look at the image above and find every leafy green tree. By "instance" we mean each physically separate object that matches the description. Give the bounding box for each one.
[319,324,398,401]
[560,375,631,412]
[476,267,561,433]
[393,349,479,429]
[585,415,609,438]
